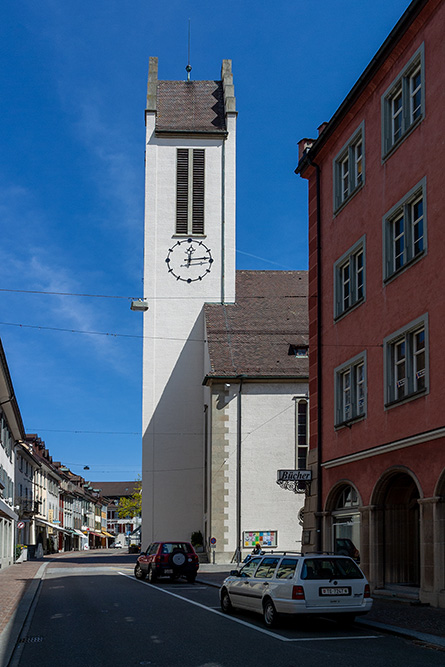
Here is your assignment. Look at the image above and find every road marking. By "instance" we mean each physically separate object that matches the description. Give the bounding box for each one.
[118,572,381,643]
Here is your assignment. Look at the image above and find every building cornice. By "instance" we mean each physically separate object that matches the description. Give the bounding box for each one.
[322,426,445,469]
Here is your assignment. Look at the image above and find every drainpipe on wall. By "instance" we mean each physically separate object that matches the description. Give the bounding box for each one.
[236,375,245,564]
[308,157,323,554]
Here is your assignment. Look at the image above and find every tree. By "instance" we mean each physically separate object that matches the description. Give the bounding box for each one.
[117,477,142,519]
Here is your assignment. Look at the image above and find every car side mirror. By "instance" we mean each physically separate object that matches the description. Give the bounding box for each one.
[230,569,240,577]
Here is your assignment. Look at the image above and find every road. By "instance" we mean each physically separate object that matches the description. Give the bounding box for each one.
[9,551,444,667]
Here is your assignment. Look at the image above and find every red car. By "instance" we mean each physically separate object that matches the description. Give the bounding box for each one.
[134,541,199,583]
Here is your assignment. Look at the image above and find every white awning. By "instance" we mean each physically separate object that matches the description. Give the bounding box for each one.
[35,519,71,534]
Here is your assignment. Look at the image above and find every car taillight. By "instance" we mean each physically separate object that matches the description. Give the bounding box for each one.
[364,584,371,598]
[292,586,305,600]
[155,555,161,564]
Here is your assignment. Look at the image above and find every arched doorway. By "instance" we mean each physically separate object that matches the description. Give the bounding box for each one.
[327,484,361,562]
[376,471,421,587]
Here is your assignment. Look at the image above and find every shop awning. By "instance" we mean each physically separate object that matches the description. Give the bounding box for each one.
[73,529,87,538]
[101,531,114,538]
[85,529,105,538]
[35,519,71,534]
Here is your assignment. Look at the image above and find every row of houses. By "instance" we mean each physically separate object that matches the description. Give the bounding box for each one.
[0,338,140,570]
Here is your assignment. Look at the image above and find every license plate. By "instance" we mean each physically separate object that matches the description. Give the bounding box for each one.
[320,587,351,596]
[164,569,173,574]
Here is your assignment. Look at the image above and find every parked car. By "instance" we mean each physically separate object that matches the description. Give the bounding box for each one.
[219,552,372,628]
[134,541,199,583]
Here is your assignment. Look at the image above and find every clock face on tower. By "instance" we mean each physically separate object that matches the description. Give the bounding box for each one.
[165,238,214,283]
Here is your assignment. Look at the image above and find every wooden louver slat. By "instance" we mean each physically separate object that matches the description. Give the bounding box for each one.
[176,149,189,235]
[192,149,205,235]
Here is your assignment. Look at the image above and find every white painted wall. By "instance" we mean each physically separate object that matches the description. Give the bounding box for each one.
[142,101,236,546]
[209,381,308,562]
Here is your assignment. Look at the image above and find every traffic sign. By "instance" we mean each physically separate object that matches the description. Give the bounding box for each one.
[210,537,216,545]
[17,521,25,529]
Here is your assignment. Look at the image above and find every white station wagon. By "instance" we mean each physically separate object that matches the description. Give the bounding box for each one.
[219,553,372,627]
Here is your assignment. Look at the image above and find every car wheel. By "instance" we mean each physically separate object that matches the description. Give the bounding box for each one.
[263,598,278,628]
[220,588,233,614]
[186,573,196,583]
[134,564,146,580]
[148,565,158,583]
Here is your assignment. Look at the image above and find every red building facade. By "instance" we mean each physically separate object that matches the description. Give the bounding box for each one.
[296,0,445,607]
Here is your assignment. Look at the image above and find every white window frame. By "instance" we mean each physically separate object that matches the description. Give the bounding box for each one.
[333,122,365,213]
[334,236,366,319]
[335,352,367,427]
[383,314,429,407]
[383,178,426,282]
[381,44,424,158]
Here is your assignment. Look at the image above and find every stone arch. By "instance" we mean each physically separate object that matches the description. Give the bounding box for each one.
[434,467,445,498]
[370,466,422,588]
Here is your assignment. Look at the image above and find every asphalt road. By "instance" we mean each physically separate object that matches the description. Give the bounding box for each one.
[9,555,445,667]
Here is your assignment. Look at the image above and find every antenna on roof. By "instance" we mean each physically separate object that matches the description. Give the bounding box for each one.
[186,19,192,81]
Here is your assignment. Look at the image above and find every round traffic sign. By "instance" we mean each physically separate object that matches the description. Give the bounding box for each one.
[210,537,216,545]
[17,521,25,529]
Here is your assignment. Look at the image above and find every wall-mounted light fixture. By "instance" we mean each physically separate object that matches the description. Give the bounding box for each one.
[130,299,149,312]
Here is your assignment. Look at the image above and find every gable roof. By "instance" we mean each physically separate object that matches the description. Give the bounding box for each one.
[89,481,139,499]
[204,271,308,380]
[156,80,227,135]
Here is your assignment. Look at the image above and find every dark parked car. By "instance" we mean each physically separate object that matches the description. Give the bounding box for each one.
[134,541,199,583]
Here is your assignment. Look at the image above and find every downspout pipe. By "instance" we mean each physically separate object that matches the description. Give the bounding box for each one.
[307,157,323,554]
[236,375,244,564]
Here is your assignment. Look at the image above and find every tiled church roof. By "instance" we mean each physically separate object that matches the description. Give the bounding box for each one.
[204,271,308,379]
[156,80,227,134]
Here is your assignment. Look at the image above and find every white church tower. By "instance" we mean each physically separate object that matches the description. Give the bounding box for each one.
[142,58,237,545]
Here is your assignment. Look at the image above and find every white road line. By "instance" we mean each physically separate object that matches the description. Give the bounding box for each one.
[118,572,381,643]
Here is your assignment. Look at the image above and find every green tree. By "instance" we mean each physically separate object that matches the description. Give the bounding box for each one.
[117,477,142,519]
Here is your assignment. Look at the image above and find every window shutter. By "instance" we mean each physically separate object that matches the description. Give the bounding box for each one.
[176,149,189,235]
[192,149,205,234]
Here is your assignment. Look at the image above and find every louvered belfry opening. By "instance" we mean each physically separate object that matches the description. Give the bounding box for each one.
[176,148,205,235]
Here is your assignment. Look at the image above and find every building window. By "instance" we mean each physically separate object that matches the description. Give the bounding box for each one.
[384,314,428,407]
[383,178,426,281]
[333,122,364,212]
[382,44,424,157]
[296,399,309,470]
[334,237,365,319]
[335,353,366,426]
[288,344,308,358]
[176,148,205,235]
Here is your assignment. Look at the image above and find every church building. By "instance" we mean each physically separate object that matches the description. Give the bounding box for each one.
[142,58,308,561]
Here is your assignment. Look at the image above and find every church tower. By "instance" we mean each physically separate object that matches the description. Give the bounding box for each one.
[142,58,237,544]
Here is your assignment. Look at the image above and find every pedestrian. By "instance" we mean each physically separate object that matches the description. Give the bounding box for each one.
[251,542,263,555]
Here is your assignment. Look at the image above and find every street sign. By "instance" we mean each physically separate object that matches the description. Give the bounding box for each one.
[17,521,25,529]
[210,537,216,545]
[277,469,312,482]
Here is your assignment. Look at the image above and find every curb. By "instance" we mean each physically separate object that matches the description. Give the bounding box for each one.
[197,576,445,651]
[0,562,48,667]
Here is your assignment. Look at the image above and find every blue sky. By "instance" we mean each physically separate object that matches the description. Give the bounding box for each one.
[0,0,411,482]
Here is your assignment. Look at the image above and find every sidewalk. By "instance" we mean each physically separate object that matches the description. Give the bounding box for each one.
[1,556,444,667]
[196,565,445,649]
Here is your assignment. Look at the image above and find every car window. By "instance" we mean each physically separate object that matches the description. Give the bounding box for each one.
[148,543,159,555]
[301,558,364,580]
[275,558,298,579]
[161,542,191,554]
[239,557,262,578]
[254,558,279,579]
